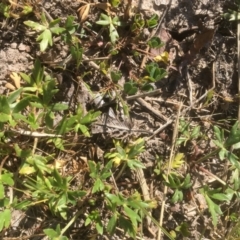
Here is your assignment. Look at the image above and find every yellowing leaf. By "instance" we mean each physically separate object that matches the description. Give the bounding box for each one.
[78,4,90,23]
[112,157,121,166]
[162,153,185,170]
[19,164,35,175]
[54,159,66,169]
[172,153,185,169]
[5,82,16,91]
[223,96,234,103]
[154,51,169,64]
[10,72,21,89]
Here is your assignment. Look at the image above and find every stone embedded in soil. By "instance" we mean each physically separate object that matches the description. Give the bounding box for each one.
[0,48,32,81]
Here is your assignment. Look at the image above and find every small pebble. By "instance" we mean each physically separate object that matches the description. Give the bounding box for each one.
[10,43,17,49]
[18,43,26,51]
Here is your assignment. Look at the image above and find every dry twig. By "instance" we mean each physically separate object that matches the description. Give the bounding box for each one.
[135,168,154,235]
[146,119,173,141]
[8,128,62,138]
[126,89,163,101]
[186,70,193,106]
[157,102,182,240]
[135,98,168,122]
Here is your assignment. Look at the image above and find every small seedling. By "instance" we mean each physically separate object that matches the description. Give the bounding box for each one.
[0,2,10,18]
[96,13,122,44]
[85,210,104,235]
[213,123,240,168]
[0,169,13,232]
[147,36,165,48]
[88,160,113,193]
[175,222,191,237]
[24,13,66,51]
[164,173,192,203]
[176,119,201,146]
[146,14,159,28]
[200,185,232,226]
[131,14,145,33]
[24,167,86,219]
[110,70,122,83]
[110,0,121,7]
[105,191,156,238]
[56,105,101,138]
[44,224,68,240]
[141,62,167,91]
[105,138,145,169]
[70,42,83,69]
[124,81,138,95]
[131,13,159,33]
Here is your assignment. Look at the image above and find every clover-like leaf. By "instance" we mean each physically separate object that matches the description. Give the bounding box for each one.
[124,82,138,95]
[148,37,164,48]
[37,29,53,52]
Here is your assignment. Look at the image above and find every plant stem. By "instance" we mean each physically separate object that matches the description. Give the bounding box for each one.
[194,149,220,164]
[61,207,86,236]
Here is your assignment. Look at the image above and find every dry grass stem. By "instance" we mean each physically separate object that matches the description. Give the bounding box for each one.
[157,102,182,240]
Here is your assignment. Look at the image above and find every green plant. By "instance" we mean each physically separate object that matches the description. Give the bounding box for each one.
[131,13,159,33]
[70,42,83,69]
[176,119,201,146]
[105,138,145,170]
[56,105,101,138]
[223,0,240,21]
[175,222,190,238]
[147,36,165,48]
[61,15,79,43]
[105,191,156,238]
[141,62,167,91]
[0,59,80,152]
[110,0,121,7]
[123,81,138,95]
[44,224,68,240]
[110,70,122,83]
[230,168,240,191]
[16,59,68,131]
[213,122,240,168]
[193,122,240,169]
[87,140,167,238]
[200,185,232,226]
[187,122,240,227]
[0,208,11,232]
[24,13,66,51]
[24,167,86,219]
[4,59,100,151]
[0,88,23,127]
[131,14,145,33]
[227,220,240,240]
[154,153,185,176]
[0,169,13,232]
[85,210,104,235]
[51,105,100,150]
[96,13,122,44]
[0,0,34,18]
[123,63,167,95]
[88,160,113,193]
[164,173,192,203]
[146,14,159,28]
[0,2,10,18]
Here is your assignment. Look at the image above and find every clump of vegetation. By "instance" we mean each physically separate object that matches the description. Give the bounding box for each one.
[0,0,240,239]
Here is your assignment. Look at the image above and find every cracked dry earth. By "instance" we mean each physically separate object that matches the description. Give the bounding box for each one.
[1,0,240,239]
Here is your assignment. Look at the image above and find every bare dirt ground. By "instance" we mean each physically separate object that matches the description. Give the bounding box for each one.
[1,0,240,239]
